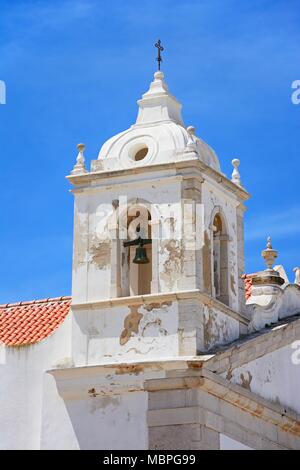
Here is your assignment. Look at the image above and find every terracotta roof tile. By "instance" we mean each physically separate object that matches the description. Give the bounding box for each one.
[0,296,71,347]
[242,273,257,300]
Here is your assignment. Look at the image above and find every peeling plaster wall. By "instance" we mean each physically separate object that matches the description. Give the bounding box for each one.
[72,297,241,365]
[72,302,179,366]
[159,238,183,292]
[201,305,240,352]
[72,175,183,304]
[222,344,300,414]
[0,316,71,450]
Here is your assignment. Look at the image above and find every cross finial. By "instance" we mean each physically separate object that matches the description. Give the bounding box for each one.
[155,39,164,71]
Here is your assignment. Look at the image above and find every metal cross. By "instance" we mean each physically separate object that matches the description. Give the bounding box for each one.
[155,39,164,70]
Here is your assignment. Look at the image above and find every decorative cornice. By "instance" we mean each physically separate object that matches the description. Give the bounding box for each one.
[252,270,285,287]
[146,368,300,440]
[66,159,250,202]
[71,289,249,325]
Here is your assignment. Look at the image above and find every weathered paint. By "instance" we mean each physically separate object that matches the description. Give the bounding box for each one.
[71,294,242,367]
[120,306,143,345]
[71,301,180,365]
[222,344,300,414]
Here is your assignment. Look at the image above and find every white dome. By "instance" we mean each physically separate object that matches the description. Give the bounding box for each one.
[97,71,221,173]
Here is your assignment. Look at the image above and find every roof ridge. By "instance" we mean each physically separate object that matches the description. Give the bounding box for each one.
[0,295,71,309]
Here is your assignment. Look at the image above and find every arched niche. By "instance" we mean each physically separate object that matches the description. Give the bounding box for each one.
[119,201,154,297]
[211,208,230,306]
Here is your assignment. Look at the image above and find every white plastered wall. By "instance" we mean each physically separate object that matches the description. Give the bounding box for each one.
[41,372,148,450]
[222,344,300,414]
[0,315,71,450]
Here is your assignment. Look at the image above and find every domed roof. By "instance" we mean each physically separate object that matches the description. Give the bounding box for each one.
[97,71,221,173]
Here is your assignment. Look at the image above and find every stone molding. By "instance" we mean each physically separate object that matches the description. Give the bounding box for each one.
[71,288,249,325]
[147,369,300,449]
[246,283,300,331]
[67,159,250,202]
[203,314,300,375]
[48,354,300,448]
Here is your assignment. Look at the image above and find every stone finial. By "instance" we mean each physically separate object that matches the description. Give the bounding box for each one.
[77,143,85,153]
[136,69,183,126]
[231,158,242,186]
[154,70,164,81]
[186,126,197,151]
[145,70,169,95]
[250,238,284,295]
[71,143,88,175]
[293,267,300,286]
[187,125,196,134]
[261,236,278,270]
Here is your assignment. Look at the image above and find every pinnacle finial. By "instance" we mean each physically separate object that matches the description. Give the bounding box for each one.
[153,70,164,81]
[187,126,196,135]
[77,143,85,153]
[71,143,88,175]
[185,125,197,151]
[261,236,278,270]
[231,158,242,186]
[266,236,272,249]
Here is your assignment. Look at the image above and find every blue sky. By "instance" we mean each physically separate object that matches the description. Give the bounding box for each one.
[0,0,299,302]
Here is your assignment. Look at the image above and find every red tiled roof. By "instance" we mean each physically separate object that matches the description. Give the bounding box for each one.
[0,296,71,347]
[242,273,257,300]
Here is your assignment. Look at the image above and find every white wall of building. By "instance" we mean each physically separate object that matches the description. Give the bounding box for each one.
[40,365,153,450]
[41,383,148,450]
[224,344,300,414]
[0,316,71,450]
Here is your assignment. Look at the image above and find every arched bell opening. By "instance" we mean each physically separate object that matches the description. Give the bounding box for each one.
[212,212,230,306]
[121,205,152,297]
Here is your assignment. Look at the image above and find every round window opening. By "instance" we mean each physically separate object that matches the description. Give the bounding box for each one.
[134,146,148,161]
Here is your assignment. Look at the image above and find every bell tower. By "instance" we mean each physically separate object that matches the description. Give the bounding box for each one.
[67,55,250,366]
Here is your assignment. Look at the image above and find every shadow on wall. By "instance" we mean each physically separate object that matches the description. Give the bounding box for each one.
[48,374,148,449]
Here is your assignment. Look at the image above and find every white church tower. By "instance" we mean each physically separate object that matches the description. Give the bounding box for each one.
[67,69,250,368]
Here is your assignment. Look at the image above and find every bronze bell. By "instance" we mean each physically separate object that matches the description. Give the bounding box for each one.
[133,244,149,264]
[123,236,152,264]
